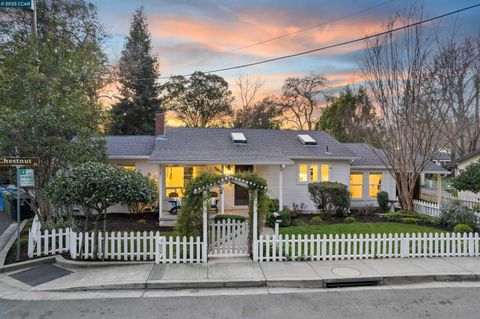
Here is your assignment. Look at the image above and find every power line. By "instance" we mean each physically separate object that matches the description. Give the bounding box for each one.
[149,3,480,81]
[224,0,396,53]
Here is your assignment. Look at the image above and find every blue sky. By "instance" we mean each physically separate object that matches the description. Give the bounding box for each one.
[91,0,480,97]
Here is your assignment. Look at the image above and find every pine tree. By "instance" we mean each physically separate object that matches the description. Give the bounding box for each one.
[109,7,161,135]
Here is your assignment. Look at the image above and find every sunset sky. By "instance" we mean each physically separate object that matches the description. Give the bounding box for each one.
[92,0,480,100]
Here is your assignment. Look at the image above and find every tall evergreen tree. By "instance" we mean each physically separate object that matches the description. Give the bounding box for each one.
[109,7,161,135]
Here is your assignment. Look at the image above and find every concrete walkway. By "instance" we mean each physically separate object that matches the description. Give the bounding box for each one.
[1,256,480,293]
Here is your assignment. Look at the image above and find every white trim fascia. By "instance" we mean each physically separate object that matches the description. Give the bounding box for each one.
[148,160,294,165]
[109,156,150,160]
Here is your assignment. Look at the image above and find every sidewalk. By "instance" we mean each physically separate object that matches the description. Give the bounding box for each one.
[1,256,480,293]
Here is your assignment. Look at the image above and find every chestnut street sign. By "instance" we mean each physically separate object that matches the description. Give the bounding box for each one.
[0,157,40,166]
[0,1,33,9]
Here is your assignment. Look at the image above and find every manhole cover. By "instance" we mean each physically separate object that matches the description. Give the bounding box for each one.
[10,264,72,286]
[331,266,361,277]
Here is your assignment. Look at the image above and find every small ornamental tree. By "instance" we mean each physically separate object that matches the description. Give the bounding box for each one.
[46,162,156,259]
[308,182,350,218]
[452,160,480,194]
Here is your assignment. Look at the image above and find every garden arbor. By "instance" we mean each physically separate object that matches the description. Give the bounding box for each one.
[192,175,266,261]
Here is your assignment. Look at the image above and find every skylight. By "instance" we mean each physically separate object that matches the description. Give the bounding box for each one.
[231,132,247,144]
[297,134,317,145]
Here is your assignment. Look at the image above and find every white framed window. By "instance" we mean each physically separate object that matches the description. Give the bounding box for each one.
[298,163,329,183]
[368,172,383,198]
[350,172,363,199]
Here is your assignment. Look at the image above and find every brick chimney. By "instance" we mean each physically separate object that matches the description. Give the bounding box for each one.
[155,112,165,136]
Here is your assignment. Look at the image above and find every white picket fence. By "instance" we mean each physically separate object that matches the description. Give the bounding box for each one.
[257,232,480,262]
[420,189,480,209]
[28,228,71,258]
[413,200,442,217]
[209,219,249,256]
[28,228,205,264]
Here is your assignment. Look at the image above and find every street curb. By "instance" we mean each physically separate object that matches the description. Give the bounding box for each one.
[0,256,56,273]
[55,255,152,269]
[33,273,480,292]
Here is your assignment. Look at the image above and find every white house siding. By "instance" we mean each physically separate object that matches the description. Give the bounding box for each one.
[349,168,396,208]
[281,160,350,213]
[255,165,280,200]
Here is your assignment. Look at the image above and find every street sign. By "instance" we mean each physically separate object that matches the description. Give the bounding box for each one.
[19,168,34,187]
[0,1,33,9]
[0,157,39,167]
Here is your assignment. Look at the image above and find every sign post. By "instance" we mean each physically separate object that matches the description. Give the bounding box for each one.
[0,157,39,261]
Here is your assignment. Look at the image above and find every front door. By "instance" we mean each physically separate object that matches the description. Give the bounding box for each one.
[234,165,253,206]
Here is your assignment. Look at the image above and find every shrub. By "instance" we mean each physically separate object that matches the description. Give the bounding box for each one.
[213,214,246,222]
[137,219,146,225]
[402,217,417,224]
[309,216,323,225]
[308,181,350,218]
[356,205,378,216]
[437,203,478,228]
[266,197,279,214]
[266,209,291,227]
[292,219,306,226]
[377,191,389,213]
[453,224,473,233]
[344,216,356,223]
[471,203,480,212]
[291,202,305,218]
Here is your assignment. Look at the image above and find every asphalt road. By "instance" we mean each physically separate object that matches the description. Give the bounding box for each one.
[1,286,480,319]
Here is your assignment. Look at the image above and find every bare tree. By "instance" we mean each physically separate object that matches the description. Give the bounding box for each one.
[279,73,327,130]
[361,7,451,211]
[235,74,264,128]
[433,36,480,158]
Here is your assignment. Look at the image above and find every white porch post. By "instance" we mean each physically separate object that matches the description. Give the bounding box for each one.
[436,173,442,205]
[158,165,163,221]
[202,190,208,263]
[252,189,258,262]
[220,183,225,215]
[420,173,425,187]
[278,165,284,210]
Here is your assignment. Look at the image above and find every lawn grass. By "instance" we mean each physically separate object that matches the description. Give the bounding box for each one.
[279,222,445,237]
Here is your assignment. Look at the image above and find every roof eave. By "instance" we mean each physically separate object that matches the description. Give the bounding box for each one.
[109,156,151,160]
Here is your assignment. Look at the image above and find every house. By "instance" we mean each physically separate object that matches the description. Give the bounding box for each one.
[105,113,447,216]
[450,150,480,199]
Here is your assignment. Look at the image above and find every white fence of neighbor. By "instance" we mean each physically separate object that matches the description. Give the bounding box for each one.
[413,199,480,219]
[256,232,480,262]
[209,219,249,256]
[28,228,205,264]
[413,200,442,217]
[420,189,480,209]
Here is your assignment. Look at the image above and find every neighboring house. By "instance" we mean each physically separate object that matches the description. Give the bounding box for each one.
[105,113,447,215]
[451,150,480,199]
[432,152,451,168]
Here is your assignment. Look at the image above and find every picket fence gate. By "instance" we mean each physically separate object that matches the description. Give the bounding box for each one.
[209,219,249,256]
[256,232,480,262]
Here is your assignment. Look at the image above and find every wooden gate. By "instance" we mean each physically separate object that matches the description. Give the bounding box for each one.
[209,219,249,256]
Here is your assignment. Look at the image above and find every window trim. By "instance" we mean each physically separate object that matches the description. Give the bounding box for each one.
[297,163,329,184]
[349,172,364,200]
[368,172,383,199]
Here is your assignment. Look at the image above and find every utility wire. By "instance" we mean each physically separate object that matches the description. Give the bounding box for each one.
[141,3,480,81]
[224,0,396,53]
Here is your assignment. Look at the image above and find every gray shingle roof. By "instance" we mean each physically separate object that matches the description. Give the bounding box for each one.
[344,143,449,173]
[104,136,156,157]
[148,127,357,164]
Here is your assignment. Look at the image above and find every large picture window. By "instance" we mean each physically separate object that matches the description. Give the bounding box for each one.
[350,173,363,199]
[298,163,329,183]
[369,173,383,197]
